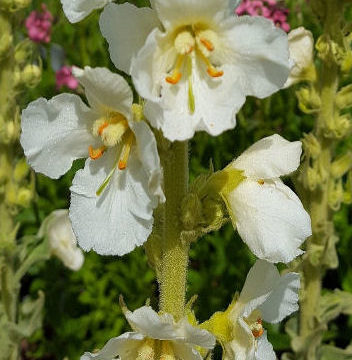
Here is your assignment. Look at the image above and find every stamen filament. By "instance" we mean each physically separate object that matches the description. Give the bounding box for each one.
[89,145,107,160]
[197,50,224,78]
[118,132,134,170]
[166,54,186,85]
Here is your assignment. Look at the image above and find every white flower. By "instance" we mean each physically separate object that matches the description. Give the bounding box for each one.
[284,27,314,88]
[38,210,84,271]
[225,134,311,263]
[224,260,300,360]
[100,0,290,141]
[81,305,215,360]
[60,0,112,23]
[21,66,164,256]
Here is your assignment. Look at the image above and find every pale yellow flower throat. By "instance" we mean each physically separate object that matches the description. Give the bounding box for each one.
[88,112,134,171]
[166,26,224,85]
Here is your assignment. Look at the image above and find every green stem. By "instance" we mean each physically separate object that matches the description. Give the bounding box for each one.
[159,141,189,320]
[298,2,342,357]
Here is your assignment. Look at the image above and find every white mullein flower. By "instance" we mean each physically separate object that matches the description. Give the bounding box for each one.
[60,0,112,23]
[21,66,164,256]
[223,260,300,360]
[38,210,84,271]
[100,0,290,141]
[284,27,314,88]
[223,134,311,263]
[81,306,215,360]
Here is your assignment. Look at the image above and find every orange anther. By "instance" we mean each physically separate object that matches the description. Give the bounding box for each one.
[207,67,224,78]
[200,38,214,51]
[89,145,106,160]
[252,328,264,338]
[166,71,182,85]
[98,122,109,136]
[257,179,265,185]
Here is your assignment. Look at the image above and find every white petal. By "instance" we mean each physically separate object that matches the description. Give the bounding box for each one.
[61,0,111,23]
[129,120,165,203]
[100,3,159,74]
[152,0,230,29]
[284,27,314,88]
[176,318,215,349]
[228,179,311,263]
[259,272,300,324]
[172,342,203,360]
[81,332,144,360]
[41,209,85,271]
[73,66,133,120]
[146,61,244,141]
[239,260,280,318]
[125,306,179,340]
[255,332,276,360]
[224,318,255,360]
[21,94,97,179]
[133,30,244,141]
[232,134,302,179]
[223,16,290,98]
[70,148,154,256]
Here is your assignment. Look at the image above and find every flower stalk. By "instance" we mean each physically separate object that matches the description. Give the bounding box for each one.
[159,140,189,320]
[296,0,350,358]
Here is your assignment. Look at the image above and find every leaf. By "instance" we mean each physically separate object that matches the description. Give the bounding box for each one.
[320,345,352,360]
[319,290,352,323]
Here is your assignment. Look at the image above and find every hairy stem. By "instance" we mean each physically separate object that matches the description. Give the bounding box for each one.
[159,140,189,320]
[298,1,343,358]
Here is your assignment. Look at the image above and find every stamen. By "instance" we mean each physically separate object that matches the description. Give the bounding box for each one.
[200,38,214,52]
[118,132,134,170]
[166,54,185,85]
[251,318,264,338]
[197,50,224,78]
[98,122,109,136]
[207,67,224,78]
[257,179,265,185]
[88,145,106,160]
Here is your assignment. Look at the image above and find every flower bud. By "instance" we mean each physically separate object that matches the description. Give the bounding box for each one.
[14,40,33,65]
[0,33,12,59]
[324,114,352,139]
[14,158,30,182]
[132,103,144,122]
[341,51,352,73]
[21,64,41,88]
[302,133,321,159]
[17,187,32,207]
[296,86,321,114]
[181,193,203,231]
[284,27,315,88]
[12,0,31,10]
[335,84,352,109]
[331,152,352,178]
[328,179,344,211]
[38,210,84,271]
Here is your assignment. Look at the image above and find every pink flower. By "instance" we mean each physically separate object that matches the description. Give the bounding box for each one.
[55,66,79,90]
[25,4,53,44]
[236,0,290,32]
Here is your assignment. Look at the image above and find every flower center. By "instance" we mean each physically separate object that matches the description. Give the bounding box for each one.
[166,27,224,85]
[88,112,134,171]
